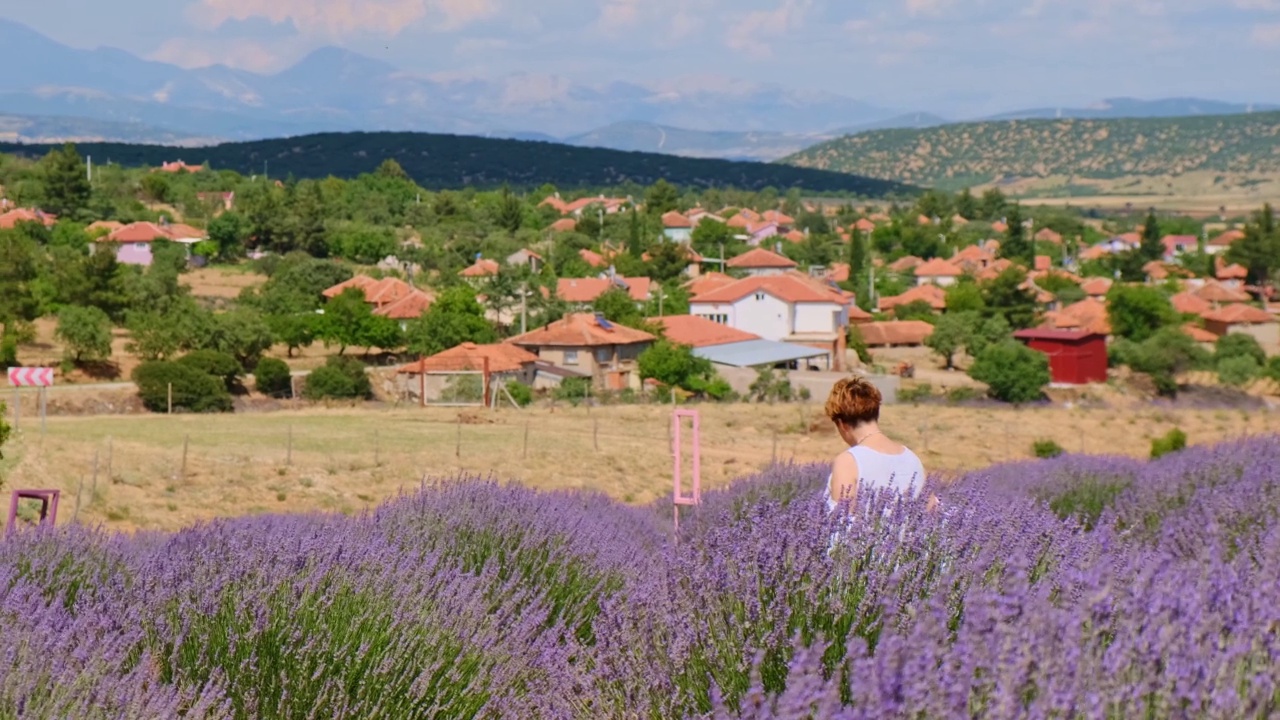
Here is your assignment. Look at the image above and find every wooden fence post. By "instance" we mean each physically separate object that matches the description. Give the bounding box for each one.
[286,424,293,466]
[523,421,530,459]
[105,436,113,484]
[593,418,600,452]
[90,450,99,506]
[167,383,173,414]
[374,429,381,467]
[455,415,462,459]
[180,434,189,482]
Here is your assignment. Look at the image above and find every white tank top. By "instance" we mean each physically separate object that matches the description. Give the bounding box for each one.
[824,445,926,513]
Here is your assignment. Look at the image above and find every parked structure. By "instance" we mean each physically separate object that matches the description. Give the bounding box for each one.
[1013,328,1108,385]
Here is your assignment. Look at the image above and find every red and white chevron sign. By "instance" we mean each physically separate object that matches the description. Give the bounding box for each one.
[6,367,54,387]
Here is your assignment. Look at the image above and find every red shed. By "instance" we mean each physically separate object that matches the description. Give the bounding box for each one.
[1012,328,1108,385]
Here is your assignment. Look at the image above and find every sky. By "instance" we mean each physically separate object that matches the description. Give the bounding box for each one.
[2,0,1280,117]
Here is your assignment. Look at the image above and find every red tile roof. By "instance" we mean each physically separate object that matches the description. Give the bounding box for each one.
[322,276,414,307]
[1034,255,1052,271]
[374,289,435,320]
[691,275,845,305]
[0,208,57,229]
[888,255,924,273]
[1216,261,1248,281]
[579,248,608,268]
[662,211,693,229]
[398,341,538,374]
[726,247,797,269]
[557,276,651,303]
[763,210,795,226]
[460,258,500,277]
[1202,303,1274,324]
[654,315,760,347]
[1080,277,1112,296]
[157,160,203,173]
[826,262,850,283]
[549,218,577,232]
[853,218,876,233]
[914,257,963,277]
[1209,229,1245,248]
[507,313,655,348]
[858,321,934,346]
[1181,324,1219,343]
[1171,291,1212,316]
[1193,281,1251,304]
[100,221,206,243]
[684,271,737,295]
[322,275,377,299]
[1047,299,1110,335]
[878,283,947,312]
[1034,228,1063,244]
[783,229,806,243]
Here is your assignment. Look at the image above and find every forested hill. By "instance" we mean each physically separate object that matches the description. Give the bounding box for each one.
[0,131,914,196]
[782,111,1280,187]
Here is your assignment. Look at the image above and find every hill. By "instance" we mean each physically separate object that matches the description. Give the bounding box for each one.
[783,112,1280,188]
[0,112,211,145]
[0,131,914,194]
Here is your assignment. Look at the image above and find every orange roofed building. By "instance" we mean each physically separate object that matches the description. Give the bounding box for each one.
[725,247,798,276]
[507,313,654,391]
[396,342,539,405]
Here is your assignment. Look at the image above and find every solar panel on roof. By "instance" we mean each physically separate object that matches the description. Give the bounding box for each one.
[595,313,613,330]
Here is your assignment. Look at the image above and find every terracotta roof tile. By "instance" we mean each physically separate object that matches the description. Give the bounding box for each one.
[1171,291,1212,316]
[0,208,57,229]
[364,277,415,306]
[691,275,845,305]
[1202,303,1274,324]
[579,248,608,268]
[549,218,577,232]
[398,341,538,374]
[853,218,876,233]
[375,289,435,320]
[684,271,737,295]
[460,258,500,277]
[1181,323,1219,343]
[888,256,924,273]
[878,283,947,312]
[1034,228,1063,243]
[1209,229,1245,247]
[914,257,963,277]
[507,313,655,348]
[1046,299,1110,335]
[858,321,934,346]
[726,247,797,269]
[556,276,651,303]
[1192,281,1251,304]
[654,315,760,347]
[1034,255,1052,271]
[1080,277,1112,296]
[662,211,693,229]
[322,275,377,299]
[783,229,806,243]
[101,221,205,243]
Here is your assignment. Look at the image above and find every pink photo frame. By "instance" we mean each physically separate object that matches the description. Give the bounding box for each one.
[672,409,701,532]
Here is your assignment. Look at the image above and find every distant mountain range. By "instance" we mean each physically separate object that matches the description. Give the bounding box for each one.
[1,18,1276,164]
[783,112,1280,187]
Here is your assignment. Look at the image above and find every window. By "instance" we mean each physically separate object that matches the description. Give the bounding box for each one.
[134,243,149,250]
[754,292,766,301]
[699,313,728,324]
[596,348,612,364]
[564,350,579,365]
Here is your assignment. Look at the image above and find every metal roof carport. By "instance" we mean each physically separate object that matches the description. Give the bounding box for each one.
[692,339,828,368]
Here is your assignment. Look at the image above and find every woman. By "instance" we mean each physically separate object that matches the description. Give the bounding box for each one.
[822,376,937,514]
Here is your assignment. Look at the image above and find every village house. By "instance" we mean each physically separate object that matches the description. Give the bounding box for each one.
[506,248,544,273]
[540,194,629,217]
[374,289,435,329]
[579,248,609,268]
[506,313,654,391]
[688,274,850,371]
[1034,228,1064,245]
[888,256,924,274]
[93,220,206,266]
[1202,305,1279,352]
[548,218,577,234]
[661,211,694,242]
[396,342,539,405]
[0,207,57,229]
[686,208,725,226]
[1161,235,1198,261]
[913,258,963,287]
[725,247,797,277]
[459,257,500,280]
[322,275,422,316]
[1013,328,1108,385]
[1207,229,1244,255]
[156,160,204,173]
[952,244,995,274]
[878,284,947,314]
[858,321,934,348]
[1080,277,1112,300]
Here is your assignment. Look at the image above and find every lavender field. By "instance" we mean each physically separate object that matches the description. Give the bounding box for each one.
[3,438,1280,719]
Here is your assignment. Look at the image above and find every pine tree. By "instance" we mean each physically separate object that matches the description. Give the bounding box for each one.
[1227,203,1280,288]
[1138,210,1163,263]
[41,143,91,218]
[1000,203,1032,265]
[848,229,866,280]
[628,208,643,258]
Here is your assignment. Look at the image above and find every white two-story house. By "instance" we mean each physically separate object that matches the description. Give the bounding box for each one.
[689,274,850,371]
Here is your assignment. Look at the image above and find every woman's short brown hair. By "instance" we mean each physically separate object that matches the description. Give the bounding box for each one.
[824,376,882,427]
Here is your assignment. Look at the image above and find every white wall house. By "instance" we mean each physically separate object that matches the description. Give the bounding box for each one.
[689,276,847,342]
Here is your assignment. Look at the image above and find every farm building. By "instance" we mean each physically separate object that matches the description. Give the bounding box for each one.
[1012,328,1108,385]
[396,342,539,406]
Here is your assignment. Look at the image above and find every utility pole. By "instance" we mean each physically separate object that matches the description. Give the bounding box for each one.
[520,283,528,335]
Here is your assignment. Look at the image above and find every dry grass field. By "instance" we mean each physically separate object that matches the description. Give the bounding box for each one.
[3,401,1276,532]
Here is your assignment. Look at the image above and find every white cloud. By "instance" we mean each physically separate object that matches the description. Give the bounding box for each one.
[150,36,293,72]
[189,0,497,36]
[725,0,813,57]
[1252,22,1280,43]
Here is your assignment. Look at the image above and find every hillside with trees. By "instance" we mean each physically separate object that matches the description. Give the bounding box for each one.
[782,112,1280,187]
[0,132,913,196]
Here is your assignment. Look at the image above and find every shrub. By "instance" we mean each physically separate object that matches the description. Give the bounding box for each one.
[1214,333,1266,367]
[55,305,113,364]
[1033,439,1065,459]
[303,356,372,400]
[176,350,243,393]
[946,386,981,403]
[505,380,533,407]
[969,340,1050,403]
[898,383,933,403]
[254,357,293,398]
[1217,354,1260,387]
[1151,428,1188,459]
[132,361,233,413]
[552,377,592,404]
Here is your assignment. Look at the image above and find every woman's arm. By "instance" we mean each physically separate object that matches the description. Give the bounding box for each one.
[829,451,859,511]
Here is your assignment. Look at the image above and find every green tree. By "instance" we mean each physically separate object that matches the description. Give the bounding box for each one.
[40,143,91,218]
[981,267,1038,329]
[0,232,41,338]
[1226,204,1280,288]
[205,309,275,369]
[318,288,378,356]
[690,219,736,260]
[132,360,233,413]
[1000,203,1032,265]
[593,287,645,328]
[1215,332,1266,367]
[1138,210,1164,263]
[254,357,293,398]
[637,340,720,395]
[644,180,680,216]
[645,241,691,284]
[404,286,496,357]
[1113,327,1209,397]
[925,311,977,369]
[207,211,251,261]
[495,186,523,233]
[628,208,643,258]
[955,188,978,220]
[176,350,244,393]
[944,280,985,313]
[1106,284,1176,343]
[969,340,1050,403]
[978,188,1007,220]
[304,356,372,400]
[893,300,937,322]
[55,305,113,363]
[1218,354,1260,387]
[848,229,867,284]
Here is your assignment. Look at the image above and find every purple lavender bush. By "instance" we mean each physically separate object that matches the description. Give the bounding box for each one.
[3,440,1280,718]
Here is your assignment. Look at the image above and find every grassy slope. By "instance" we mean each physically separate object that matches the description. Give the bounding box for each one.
[0,131,915,195]
[782,112,1280,187]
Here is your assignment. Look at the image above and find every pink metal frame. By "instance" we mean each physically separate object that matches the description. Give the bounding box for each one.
[672,409,701,532]
[6,490,59,536]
